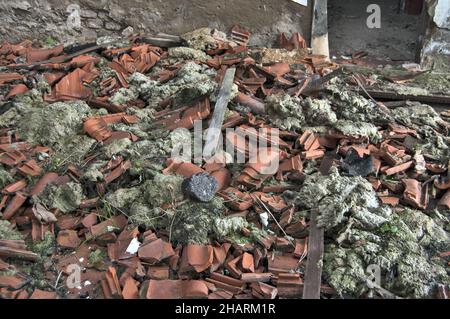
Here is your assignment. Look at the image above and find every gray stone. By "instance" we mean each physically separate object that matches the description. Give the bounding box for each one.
[182,173,219,202]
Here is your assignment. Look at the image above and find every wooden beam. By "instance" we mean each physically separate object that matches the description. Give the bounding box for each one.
[302,208,324,299]
[311,0,330,59]
[203,67,236,159]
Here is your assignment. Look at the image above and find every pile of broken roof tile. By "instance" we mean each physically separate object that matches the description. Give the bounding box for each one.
[0,26,448,300]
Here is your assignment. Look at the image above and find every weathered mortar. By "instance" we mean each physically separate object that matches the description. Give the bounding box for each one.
[0,0,312,46]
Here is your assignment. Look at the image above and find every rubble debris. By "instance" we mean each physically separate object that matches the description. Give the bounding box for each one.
[0,26,447,300]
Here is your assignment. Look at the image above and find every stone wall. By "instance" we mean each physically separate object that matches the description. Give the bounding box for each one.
[420,0,450,70]
[0,0,312,46]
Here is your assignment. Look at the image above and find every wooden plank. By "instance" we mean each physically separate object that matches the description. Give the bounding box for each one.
[203,67,236,159]
[302,208,324,299]
[311,0,329,59]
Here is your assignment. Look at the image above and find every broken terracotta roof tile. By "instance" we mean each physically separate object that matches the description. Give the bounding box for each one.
[211,243,231,272]
[26,45,64,63]
[2,192,27,220]
[179,244,213,273]
[0,274,28,291]
[302,149,325,160]
[147,265,170,280]
[56,230,81,249]
[101,266,122,299]
[379,196,400,206]
[434,177,450,190]
[234,92,265,114]
[230,25,250,46]
[146,279,208,299]
[52,68,93,101]
[268,253,299,274]
[251,282,278,299]
[277,155,303,179]
[384,160,414,176]
[0,150,26,167]
[29,289,57,299]
[402,179,428,209]
[162,158,204,178]
[218,187,253,211]
[5,84,28,99]
[278,32,307,51]
[241,252,255,273]
[122,277,139,299]
[137,238,175,264]
[2,179,27,194]
[17,159,42,177]
[0,72,24,85]
[438,190,450,210]
[208,290,234,299]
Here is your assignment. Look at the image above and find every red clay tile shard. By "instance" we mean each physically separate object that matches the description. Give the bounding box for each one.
[162,158,204,178]
[147,265,170,280]
[103,160,131,184]
[241,252,255,273]
[0,274,28,290]
[180,244,213,273]
[268,254,299,274]
[0,150,26,167]
[102,267,122,299]
[122,277,139,299]
[2,192,27,220]
[251,282,278,299]
[26,45,64,63]
[438,190,450,209]
[5,84,28,99]
[278,32,307,50]
[137,238,175,264]
[29,173,60,197]
[89,215,128,238]
[57,230,81,249]
[385,161,414,176]
[234,92,265,114]
[0,72,24,85]
[434,177,450,190]
[29,289,57,299]
[17,159,42,177]
[53,68,92,100]
[379,196,400,206]
[146,280,208,299]
[402,179,427,209]
[230,25,250,46]
[2,179,27,194]
[0,241,38,261]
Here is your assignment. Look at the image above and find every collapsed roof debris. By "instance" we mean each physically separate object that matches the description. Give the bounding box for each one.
[0,25,448,300]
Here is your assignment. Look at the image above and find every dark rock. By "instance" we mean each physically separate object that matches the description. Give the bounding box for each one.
[341,148,374,177]
[182,173,219,202]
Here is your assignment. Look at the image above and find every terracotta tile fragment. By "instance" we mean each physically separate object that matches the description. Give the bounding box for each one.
[137,238,175,264]
[438,190,450,209]
[146,280,208,299]
[402,179,427,209]
[2,192,27,220]
[251,282,278,299]
[385,161,414,176]
[379,196,400,206]
[29,289,57,299]
[57,230,81,249]
[147,265,170,280]
[122,277,139,299]
[17,159,42,177]
[241,252,255,273]
[179,244,213,273]
[2,179,27,194]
